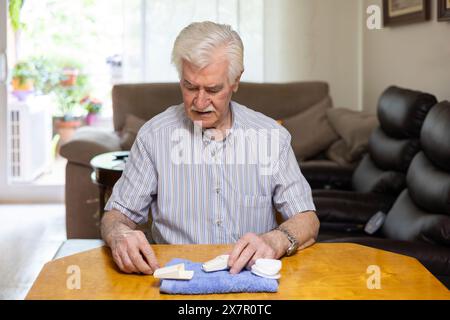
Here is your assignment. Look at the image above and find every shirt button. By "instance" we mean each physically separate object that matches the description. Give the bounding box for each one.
[215,188,221,194]
[216,220,222,227]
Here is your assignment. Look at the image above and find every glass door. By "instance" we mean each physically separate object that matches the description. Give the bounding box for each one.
[0,0,8,198]
[0,0,63,202]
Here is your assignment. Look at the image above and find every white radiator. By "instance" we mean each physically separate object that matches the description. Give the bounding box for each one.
[7,95,53,182]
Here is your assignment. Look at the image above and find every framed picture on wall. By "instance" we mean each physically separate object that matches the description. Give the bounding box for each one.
[383,0,431,26]
[438,0,450,21]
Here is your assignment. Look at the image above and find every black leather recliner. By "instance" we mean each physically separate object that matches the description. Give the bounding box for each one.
[323,101,450,289]
[314,86,437,237]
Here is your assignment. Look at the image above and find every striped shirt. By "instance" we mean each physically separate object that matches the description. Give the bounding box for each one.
[105,101,315,244]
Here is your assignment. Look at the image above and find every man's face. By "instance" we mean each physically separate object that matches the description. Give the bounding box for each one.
[180,54,240,130]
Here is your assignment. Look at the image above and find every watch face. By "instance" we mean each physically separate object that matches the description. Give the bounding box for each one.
[286,243,298,256]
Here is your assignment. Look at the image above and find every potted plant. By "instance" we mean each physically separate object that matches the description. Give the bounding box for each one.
[61,67,79,87]
[53,68,90,146]
[81,96,103,126]
[11,61,36,100]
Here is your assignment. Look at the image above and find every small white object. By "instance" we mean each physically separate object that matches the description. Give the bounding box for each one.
[202,255,230,272]
[251,259,282,279]
[255,259,282,275]
[251,265,281,279]
[153,263,194,280]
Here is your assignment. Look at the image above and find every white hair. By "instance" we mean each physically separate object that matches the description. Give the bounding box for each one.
[171,21,244,84]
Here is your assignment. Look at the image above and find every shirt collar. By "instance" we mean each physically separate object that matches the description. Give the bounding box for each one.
[196,101,242,142]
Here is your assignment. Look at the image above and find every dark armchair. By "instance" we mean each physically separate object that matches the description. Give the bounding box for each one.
[323,101,450,289]
[314,86,437,237]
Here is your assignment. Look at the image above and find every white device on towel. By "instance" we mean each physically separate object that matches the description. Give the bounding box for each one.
[202,255,282,279]
[202,255,230,272]
[153,263,194,280]
[251,259,282,279]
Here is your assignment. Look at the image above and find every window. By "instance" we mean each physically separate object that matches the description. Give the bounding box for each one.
[123,0,264,83]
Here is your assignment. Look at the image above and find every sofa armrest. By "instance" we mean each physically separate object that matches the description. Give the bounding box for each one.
[300,160,355,190]
[60,127,122,167]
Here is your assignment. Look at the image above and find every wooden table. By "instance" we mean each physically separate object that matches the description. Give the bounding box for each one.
[26,243,449,300]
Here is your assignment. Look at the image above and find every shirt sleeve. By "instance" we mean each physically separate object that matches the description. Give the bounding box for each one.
[104,131,157,224]
[271,136,316,220]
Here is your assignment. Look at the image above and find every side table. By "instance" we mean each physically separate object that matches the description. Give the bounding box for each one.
[90,151,129,220]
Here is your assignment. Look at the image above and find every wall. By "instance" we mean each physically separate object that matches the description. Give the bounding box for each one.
[363,0,450,112]
[264,0,362,110]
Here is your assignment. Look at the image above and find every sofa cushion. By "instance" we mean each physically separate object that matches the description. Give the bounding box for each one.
[326,139,353,166]
[352,154,406,194]
[377,86,437,139]
[326,108,378,163]
[407,152,450,215]
[282,96,338,160]
[60,127,122,167]
[368,128,420,172]
[420,101,450,172]
[382,190,450,246]
[120,114,147,150]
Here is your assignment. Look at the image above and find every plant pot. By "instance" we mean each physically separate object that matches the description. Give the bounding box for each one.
[60,68,79,86]
[11,77,35,101]
[12,77,34,91]
[55,119,82,155]
[85,112,98,126]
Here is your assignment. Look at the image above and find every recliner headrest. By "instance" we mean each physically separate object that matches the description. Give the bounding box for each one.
[377,86,437,139]
[420,101,450,172]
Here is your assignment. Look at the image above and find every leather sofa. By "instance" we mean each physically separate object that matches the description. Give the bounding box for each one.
[61,81,367,238]
[321,101,450,289]
[315,86,437,239]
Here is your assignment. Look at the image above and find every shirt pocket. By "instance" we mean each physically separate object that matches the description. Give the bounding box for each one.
[232,194,275,240]
[242,194,272,208]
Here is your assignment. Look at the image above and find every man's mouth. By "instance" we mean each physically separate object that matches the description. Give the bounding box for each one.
[193,110,214,116]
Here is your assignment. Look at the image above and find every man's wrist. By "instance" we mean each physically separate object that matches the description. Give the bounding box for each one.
[101,213,134,248]
[261,230,291,259]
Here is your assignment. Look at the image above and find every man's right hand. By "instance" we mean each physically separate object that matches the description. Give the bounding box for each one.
[101,210,160,275]
[110,229,160,274]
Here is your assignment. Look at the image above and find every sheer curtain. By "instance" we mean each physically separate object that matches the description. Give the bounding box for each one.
[122,0,263,83]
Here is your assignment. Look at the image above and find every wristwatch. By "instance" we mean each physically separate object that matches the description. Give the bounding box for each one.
[274,226,299,256]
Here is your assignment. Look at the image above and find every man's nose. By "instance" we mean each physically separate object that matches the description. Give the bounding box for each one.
[195,90,210,109]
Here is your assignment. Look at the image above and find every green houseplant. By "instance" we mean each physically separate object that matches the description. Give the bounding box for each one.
[53,62,90,148]
[53,62,89,120]
[11,60,36,100]
[29,56,61,95]
[8,0,25,32]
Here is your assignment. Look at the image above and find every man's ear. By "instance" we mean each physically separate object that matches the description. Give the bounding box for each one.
[232,70,244,93]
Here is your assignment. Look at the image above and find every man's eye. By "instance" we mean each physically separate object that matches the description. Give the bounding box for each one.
[207,88,221,94]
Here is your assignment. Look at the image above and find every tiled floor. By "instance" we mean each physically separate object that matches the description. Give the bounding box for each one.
[0,204,66,300]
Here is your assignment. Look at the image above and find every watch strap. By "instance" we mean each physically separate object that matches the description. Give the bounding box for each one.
[274,226,298,256]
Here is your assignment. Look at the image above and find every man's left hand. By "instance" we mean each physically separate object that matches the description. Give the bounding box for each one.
[228,232,282,274]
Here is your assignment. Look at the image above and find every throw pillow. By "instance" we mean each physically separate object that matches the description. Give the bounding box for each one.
[120,114,146,150]
[326,108,378,163]
[282,96,339,161]
[326,139,354,166]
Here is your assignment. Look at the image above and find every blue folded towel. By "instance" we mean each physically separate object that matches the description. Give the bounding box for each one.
[159,258,278,295]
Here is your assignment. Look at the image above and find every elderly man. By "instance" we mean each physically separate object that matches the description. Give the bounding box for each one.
[101,21,319,275]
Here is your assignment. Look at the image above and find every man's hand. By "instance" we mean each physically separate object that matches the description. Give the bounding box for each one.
[227,211,320,274]
[101,210,160,275]
[228,232,282,274]
[110,229,160,274]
